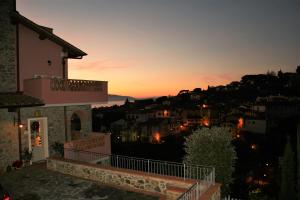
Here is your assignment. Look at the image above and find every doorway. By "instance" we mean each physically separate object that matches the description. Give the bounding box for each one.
[27,117,49,162]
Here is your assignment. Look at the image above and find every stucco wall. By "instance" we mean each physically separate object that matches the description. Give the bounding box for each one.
[0,0,17,92]
[242,119,266,134]
[18,24,65,91]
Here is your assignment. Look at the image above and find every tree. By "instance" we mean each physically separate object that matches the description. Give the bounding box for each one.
[192,88,202,94]
[279,137,296,200]
[297,121,300,200]
[296,66,300,74]
[184,127,237,195]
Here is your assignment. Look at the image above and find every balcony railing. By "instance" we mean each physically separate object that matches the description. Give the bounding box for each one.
[50,78,104,92]
[23,77,108,104]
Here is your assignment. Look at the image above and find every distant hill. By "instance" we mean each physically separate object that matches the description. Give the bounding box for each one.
[108,94,135,102]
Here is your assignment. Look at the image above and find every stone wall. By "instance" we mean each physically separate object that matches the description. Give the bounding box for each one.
[20,104,92,154]
[0,104,93,173]
[0,0,17,92]
[20,106,66,155]
[200,183,221,200]
[66,105,92,141]
[47,157,218,200]
[0,109,19,173]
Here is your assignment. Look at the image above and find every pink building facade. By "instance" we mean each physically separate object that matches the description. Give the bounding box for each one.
[0,0,108,172]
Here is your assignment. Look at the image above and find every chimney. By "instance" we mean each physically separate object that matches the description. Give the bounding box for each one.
[0,0,18,92]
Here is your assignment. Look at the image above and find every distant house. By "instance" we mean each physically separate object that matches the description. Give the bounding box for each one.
[242,119,266,134]
[0,0,108,172]
[126,110,149,122]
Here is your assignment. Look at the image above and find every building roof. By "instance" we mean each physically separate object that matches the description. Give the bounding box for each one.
[0,93,44,108]
[11,11,87,58]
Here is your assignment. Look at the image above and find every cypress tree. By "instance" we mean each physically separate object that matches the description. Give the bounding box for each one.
[297,121,300,200]
[280,137,296,200]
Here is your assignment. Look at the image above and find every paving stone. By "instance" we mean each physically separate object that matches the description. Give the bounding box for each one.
[0,163,159,200]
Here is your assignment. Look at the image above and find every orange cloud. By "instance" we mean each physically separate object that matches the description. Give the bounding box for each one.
[71,59,133,71]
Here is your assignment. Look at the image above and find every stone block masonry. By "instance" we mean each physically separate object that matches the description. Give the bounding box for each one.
[0,104,93,172]
[0,0,17,92]
[20,104,92,154]
[47,157,220,200]
[0,109,19,174]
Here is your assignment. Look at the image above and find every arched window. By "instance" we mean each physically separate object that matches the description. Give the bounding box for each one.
[71,113,81,131]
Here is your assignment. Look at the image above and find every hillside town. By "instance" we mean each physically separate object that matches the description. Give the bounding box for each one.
[93,67,300,198]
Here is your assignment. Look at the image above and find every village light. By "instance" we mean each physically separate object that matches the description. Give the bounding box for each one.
[154,132,160,143]
[250,144,257,150]
[237,117,244,129]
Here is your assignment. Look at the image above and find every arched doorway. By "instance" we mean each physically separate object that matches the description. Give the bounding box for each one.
[71,113,81,140]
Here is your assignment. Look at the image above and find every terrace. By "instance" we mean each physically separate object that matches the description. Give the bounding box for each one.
[23,77,108,105]
[0,163,159,200]
[1,134,220,200]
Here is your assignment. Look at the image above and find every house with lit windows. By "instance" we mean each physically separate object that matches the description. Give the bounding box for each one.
[0,0,108,172]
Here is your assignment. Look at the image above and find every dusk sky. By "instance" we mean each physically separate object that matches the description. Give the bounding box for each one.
[17,0,299,98]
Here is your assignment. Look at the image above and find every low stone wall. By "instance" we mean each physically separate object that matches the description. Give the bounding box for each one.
[200,183,221,200]
[64,132,110,153]
[47,157,206,199]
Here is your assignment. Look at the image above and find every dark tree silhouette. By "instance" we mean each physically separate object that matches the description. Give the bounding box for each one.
[280,137,296,200]
[296,66,300,74]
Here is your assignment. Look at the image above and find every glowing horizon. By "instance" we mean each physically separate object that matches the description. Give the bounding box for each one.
[17,0,300,98]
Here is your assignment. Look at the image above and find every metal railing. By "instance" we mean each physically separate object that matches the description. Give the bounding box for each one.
[64,148,215,185]
[177,182,200,200]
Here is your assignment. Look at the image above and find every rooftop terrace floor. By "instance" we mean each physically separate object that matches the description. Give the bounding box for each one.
[0,163,159,200]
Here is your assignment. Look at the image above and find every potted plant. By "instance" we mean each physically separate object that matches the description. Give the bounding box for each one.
[22,148,33,166]
[12,160,23,169]
[51,142,64,157]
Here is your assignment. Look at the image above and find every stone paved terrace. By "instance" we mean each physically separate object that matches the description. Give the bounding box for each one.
[0,163,160,200]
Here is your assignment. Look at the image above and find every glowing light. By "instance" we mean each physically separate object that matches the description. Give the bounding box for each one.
[202,118,209,127]
[250,144,257,150]
[236,134,240,138]
[245,176,253,183]
[18,124,24,128]
[202,104,208,108]
[265,163,269,166]
[163,110,168,117]
[154,132,160,143]
[263,174,267,177]
[237,117,244,129]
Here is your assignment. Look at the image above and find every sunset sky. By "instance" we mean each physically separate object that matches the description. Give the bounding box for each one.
[17,0,299,98]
